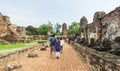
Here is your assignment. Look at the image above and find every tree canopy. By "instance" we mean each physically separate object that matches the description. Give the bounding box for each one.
[68,22,80,34]
[25,21,63,35]
[25,25,38,35]
[37,24,50,35]
[54,23,61,35]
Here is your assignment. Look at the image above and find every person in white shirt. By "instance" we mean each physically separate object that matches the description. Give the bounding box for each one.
[60,37,64,53]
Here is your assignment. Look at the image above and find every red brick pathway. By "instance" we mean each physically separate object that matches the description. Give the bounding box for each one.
[19,43,92,71]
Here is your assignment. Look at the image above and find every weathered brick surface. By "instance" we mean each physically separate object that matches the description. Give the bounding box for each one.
[18,42,92,71]
[62,23,68,35]
[101,7,120,41]
[73,42,120,71]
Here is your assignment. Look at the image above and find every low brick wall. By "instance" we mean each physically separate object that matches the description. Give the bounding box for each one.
[0,42,48,68]
[72,43,120,71]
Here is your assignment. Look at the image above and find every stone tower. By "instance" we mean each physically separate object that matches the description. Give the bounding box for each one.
[80,16,88,28]
[80,16,88,33]
[62,23,67,35]
[93,11,106,21]
[93,11,106,26]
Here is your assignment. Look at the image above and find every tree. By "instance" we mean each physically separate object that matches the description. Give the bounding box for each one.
[48,21,53,26]
[26,25,38,35]
[54,23,61,35]
[68,22,80,34]
[48,21,53,34]
[37,24,49,35]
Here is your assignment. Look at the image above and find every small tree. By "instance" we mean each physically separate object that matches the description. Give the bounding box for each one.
[54,23,61,35]
[37,24,49,35]
[68,22,80,34]
[26,25,38,35]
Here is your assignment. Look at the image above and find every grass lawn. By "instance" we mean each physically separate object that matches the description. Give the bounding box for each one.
[0,40,48,54]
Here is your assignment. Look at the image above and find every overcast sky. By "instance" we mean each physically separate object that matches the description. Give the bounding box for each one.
[0,0,120,27]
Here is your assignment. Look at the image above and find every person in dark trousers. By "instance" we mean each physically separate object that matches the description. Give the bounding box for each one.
[49,34,56,58]
[68,37,71,44]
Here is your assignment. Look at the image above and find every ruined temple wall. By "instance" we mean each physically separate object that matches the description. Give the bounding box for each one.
[82,23,98,44]
[0,12,22,42]
[0,22,8,37]
[9,24,17,31]
[80,14,105,44]
[79,16,88,43]
[101,7,120,41]
[73,43,120,71]
[17,26,26,37]
[0,13,8,37]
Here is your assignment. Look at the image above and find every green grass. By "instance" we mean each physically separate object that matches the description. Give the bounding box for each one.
[0,40,48,54]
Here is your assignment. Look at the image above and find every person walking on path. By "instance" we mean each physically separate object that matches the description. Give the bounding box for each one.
[49,34,56,58]
[55,37,61,59]
[60,37,64,53]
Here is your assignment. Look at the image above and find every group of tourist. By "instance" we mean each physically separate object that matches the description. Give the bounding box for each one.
[49,34,64,59]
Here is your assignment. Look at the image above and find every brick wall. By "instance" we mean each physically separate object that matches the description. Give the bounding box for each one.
[0,42,47,70]
[72,43,120,71]
[101,7,120,41]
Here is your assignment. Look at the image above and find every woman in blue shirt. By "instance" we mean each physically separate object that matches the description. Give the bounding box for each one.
[55,37,61,59]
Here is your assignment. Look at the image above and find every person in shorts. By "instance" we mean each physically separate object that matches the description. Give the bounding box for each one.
[49,34,56,58]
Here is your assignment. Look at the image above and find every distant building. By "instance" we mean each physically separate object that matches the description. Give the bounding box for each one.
[62,23,67,36]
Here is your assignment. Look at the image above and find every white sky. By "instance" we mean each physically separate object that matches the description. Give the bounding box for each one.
[0,0,120,27]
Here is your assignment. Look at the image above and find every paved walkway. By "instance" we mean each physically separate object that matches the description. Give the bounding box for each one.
[19,42,92,71]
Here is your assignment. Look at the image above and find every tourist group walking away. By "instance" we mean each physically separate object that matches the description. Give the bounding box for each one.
[49,34,64,59]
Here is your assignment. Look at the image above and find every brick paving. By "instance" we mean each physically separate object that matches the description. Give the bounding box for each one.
[19,42,92,71]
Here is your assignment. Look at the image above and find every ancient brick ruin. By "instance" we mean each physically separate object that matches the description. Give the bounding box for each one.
[79,6,120,48]
[72,42,120,71]
[79,11,106,45]
[101,7,120,42]
[79,16,88,43]
[0,12,26,43]
[75,6,120,71]
[62,23,67,36]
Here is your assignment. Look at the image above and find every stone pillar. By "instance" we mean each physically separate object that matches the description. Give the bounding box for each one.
[93,11,106,45]
[80,16,88,43]
[62,23,67,35]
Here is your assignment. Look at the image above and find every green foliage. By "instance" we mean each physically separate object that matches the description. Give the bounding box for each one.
[68,21,80,34]
[48,21,53,26]
[37,24,49,35]
[26,25,38,35]
[0,41,38,54]
[26,23,53,35]
[54,23,61,34]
